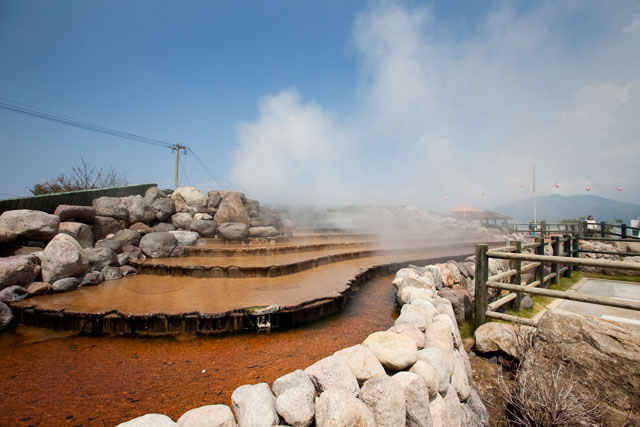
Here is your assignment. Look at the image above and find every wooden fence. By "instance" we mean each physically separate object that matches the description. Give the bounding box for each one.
[0,183,157,215]
[509,221,640,240]
[474,236,640,328]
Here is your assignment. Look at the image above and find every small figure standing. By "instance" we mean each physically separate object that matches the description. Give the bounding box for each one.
[586,215,597,237]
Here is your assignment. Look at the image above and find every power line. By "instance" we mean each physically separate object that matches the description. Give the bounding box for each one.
[0,98,174,149]
[189,148,228,189]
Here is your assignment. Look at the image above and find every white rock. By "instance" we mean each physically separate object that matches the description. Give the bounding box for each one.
[169,230,200,246]
[396,304,428,331]
[358,375,406,427]
[116,413,177,427]
[395,268,421,280]
[473,322,519,358]
[443,384,462,427]
[409,299,438,320]
[388,323,425,349]
[392,372,433,427]
[275,386,315,427]
[363,331,418,371]
[433,314,462,350]
[408,360,439,399]
[231,383,278,427]
[451,351,470,401]
[304,355,359,396]
[424,321,454,360]
[172,186,209,212]
[428,393,448,427]
[417,348,452,394]
[333,344,385,386]
[272,369,315,397]
[315,388,376,427]
[40,233,89,283]
[177,404,237,427]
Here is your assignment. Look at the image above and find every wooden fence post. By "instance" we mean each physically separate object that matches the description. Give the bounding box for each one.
[551,236,560,284]
[510,240,522,310]
[622,224,627,239]
[562,234,572,278]
[600,221,606,238]
[536,238,545,286]
[474,244,489,329]
[582,220,588,238]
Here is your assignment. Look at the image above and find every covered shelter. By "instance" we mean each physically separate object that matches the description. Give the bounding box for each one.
[449,205,481,220]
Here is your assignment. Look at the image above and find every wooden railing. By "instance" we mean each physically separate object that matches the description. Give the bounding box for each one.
[474,236,640,328]
[508,221,640,240]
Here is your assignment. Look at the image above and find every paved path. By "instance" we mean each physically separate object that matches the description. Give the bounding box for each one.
[548,278,640,331]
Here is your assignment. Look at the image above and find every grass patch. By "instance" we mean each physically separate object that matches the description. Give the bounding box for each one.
[505,272,583,319]
[581,271,640,283]
[459,320,475,339]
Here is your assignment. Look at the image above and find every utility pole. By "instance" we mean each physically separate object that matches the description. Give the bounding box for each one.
[533,163,537,224]
[171,143,188,189]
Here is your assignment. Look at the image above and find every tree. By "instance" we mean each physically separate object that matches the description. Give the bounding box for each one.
[28,158,129,195]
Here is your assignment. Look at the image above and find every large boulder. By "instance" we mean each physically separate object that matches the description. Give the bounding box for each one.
[113,229,141,247]
[217,222,249,241]
[92,216,124,240]
[408,360,439,399]
[214,193,250,226]
[54,204,96,223]
[333,344,385,386]
[304,355,359,396]
[231,383,278,427]
[473,322,519,358]
[115,413,177,427]
[171,213,194,230]
[363,330,418,371]
[524,310,640,426]
[177,404,237,427]
[92,197,128,221]
[190,219,217,238]
[124,195,156,225]
[272,369,315,398]
[275,386,315,427]
[0,254,41,291]
[437,287,473,324]
[139,232,178,258]
[417,348,452,394]
[84,248,117,272]
[58,221,94,248]
[172,186,208,213]
[52,277,80,293]
[0,285,29,303]
[248,227,280,238]
[0,209,59,241]
[315,388,376,427]
[0,226,18,245]
[207,190,222,211]
[358,375,406,427]
[392,371,433,427]
[40,234,89,283]
[152,198,176,222]
[0,302,14,331]
[169,231,200,247]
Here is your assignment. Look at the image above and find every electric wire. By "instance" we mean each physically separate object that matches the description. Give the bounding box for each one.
[189,148,228,190]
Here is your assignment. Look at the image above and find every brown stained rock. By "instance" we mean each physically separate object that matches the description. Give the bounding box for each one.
[0,254,41,291]
[437,286,473,324]
[129,222,153,235]
[54,205,96,224]
[27,281,52,296]
[58,222,94,248]
[0,209,59,241]
[92,216,124,241]
[214,193,250,226]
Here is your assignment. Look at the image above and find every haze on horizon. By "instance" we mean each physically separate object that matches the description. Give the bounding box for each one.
[1,0,639,212]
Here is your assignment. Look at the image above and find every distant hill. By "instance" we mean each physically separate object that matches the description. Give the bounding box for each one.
[491,194,640,223]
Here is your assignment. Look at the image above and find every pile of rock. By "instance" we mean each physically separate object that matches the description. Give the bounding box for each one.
[0,186,290,331]
[117,265,489,427]
[578,239,640,274]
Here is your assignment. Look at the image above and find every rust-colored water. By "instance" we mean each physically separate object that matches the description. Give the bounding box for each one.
[0,275,397,427]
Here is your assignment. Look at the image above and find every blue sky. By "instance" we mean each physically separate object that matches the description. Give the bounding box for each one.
[1,0,639,212]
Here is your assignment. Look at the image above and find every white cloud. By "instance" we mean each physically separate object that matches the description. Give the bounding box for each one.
[229,0,640,210]
[622,11,640,33]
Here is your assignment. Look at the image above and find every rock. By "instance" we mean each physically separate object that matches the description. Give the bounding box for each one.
[395,304,429,331]
[315,388,376,427]
[422,266,444,290]
[0,302,13,331]
[408,299,438,320]
[447,262,462,284]
[92,216,124,240]
[58,221,94,248]
[95,238,123,254]
[0,209,59,241]
[124,195,155,225]
[214,193,250,226]
[0,285,28,303]
[139,232,178,258]
[117,252,130,266]
[392,371,433,427]
[40,234,89,283]
[443,384,462,427]
[423,321,454,360]
[520,295,534,309]
[207,190,222,210]
[193,213,213,221]
[249,227,280,238]
[359,375,406,427]
[120,265,137,276]
[177,404,237,427]
[304,355,359,396]
[0,226,18,245]
[333,344,386,386]
[473,322,518,358]
[172,186,208,213]
[27,281,51,295]
[526,310,640,426]
[143,186,162,205]
[428,393,448,427]
[417,348,452,394]
[129,222,153,235]
[363,330,418,371]
[272,369,315,397]
[152,198,176,222]
[122,245,145,260]
[84,248,117,272]
[275,386,315,427]
[231,383,278,427]
[171,245,186,257]
[397,287,434,305]
[0,254,41,291]
[54,204,96,223]
[80,271,101,286]
[101,266,123,281]
[115,413,178,427]
[437,287,473,324]
[190,219,217,238]
[451,350,470,401]
[217,222,249,241]
[152,222,176,232]
[52,277,80,293]
[408,360,439,399]
[93,197,128,221]
[172,213,194,229]
[113,229,141,247]
[388,323,425,349]
[460,383,488,427]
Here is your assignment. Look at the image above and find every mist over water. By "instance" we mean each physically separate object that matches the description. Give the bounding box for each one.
[228,1,640,211]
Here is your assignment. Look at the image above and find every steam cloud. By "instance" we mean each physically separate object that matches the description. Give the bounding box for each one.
[229,1,640,210]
